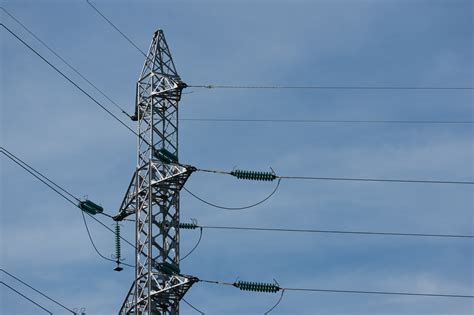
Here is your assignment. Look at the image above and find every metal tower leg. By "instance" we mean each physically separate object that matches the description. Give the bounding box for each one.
[114,29,194,315]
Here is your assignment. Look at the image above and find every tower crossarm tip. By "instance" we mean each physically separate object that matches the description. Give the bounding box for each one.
[119,274,199,315]
[114,164,195,222]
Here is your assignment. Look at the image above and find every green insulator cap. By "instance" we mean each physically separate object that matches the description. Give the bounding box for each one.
[154,148,178,164]
[158,262,180,275]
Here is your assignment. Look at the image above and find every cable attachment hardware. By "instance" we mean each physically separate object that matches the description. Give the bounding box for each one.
[157,262,180,275]
[113,222,123,272]
[233,281,281,293]
[230,169,277,181]
[78,199,104,215]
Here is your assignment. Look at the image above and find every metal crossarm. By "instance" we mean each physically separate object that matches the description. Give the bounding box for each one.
[119,274,198,315]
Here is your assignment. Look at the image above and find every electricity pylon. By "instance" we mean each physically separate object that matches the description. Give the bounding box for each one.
[114,29,197,315]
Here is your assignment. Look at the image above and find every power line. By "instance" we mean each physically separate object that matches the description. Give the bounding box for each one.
[6,145,471,307]
[0,24,141,141]
[0,282,53,314]
[80,4,473,93]
[1,147,79,206]
[4,11,469,129]
[11,137,466,268]
[162,218,472,264]
[197,168,474,185]
[1,147,197,267]
[1,147,134,267]
[1,147,119,218]
[72,8,474,310]
[6,8,471,309]
[0,7,132,118]
[180,118,474,125]
[281,287,474,298]
[6,146,469,245]
[0,269,76,314]
[196,224,473,239]
[200,279,474,299]
[189,84,473,91]
[278,175,474,185]
[85,0,147,58]
[1,24,201,267]
[3,3,470,131]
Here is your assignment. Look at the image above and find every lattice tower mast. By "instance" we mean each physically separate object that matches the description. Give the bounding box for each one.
[114,29,196,315]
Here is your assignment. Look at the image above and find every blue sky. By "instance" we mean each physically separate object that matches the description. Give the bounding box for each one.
[1,0,473,314]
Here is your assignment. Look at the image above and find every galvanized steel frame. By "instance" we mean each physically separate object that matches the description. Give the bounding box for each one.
[116,30,193,315]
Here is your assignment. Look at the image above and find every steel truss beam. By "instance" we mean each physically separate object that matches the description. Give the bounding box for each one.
[116,29,192,315]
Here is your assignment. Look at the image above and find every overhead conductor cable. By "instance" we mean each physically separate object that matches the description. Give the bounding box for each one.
[0,24,153,147]
[0,269,76,314]
[0,147,134,268]
[83,2,473,92]
[1,7,132,118]
[0,282,53,315]
[198,167,474,185]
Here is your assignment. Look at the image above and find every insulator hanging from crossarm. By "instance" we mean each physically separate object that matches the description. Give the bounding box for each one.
[233,281,281,293]
[230,169,277,181]
[114,222,123,272]
[115,223,121,260]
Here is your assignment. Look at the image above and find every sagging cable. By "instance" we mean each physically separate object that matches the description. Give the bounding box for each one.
[180,227,203,261]
[265,289,285,315]
[183,178,281,211]
[234,280,284,315]
[157,220,202,261]
[182,297,206,315]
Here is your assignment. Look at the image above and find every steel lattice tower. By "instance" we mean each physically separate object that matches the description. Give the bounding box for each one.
[114,29,196,315]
